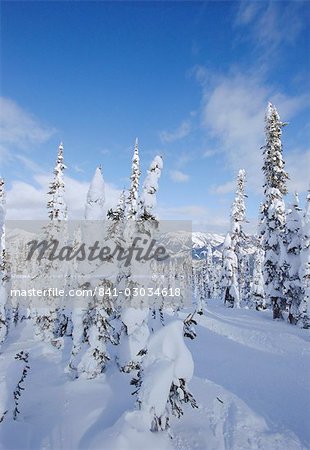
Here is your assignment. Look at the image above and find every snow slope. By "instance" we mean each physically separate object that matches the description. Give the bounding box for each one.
[0,302,309,450]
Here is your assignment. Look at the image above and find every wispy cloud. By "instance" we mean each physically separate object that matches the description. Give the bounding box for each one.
[175,152,192,169]
[160,119,191,143]
[203,149,217,158]
[286,149,310,194]
[169,169,190,183]
[0,97,56,150]
[14,154,46,173]
[73,165,85,174]
[211,180,235,195]
[235,2,261,26]
[234,1,307,56]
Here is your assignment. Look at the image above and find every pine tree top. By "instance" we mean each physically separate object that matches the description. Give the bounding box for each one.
[263,103,289,195]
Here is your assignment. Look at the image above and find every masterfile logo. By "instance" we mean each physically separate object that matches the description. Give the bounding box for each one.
[5,220,192,309]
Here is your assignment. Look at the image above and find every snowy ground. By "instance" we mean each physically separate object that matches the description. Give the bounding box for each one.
[0,301,309,450]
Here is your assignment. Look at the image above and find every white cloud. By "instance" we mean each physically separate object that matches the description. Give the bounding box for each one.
[203,149,217,158]
[235,2,306,53]
[235,2,261,26]
[169,170,190,183]
[160,120,191,143]
[6,174,121,220]
[211,180,235,195]
[286,149,310,194]
[14,154,46,173]
[174,153,193,169]
[73,165,85,174]
[0,97,56,150]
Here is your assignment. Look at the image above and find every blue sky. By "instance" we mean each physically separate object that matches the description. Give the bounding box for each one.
[1,1,309,232]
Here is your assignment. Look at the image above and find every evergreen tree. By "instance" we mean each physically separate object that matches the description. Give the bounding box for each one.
[78,281,118,378]
[85,166,105,220]
[139,155,163,221]
[231,169,246,237]
[231,169,248,304]
[36,143,68,347]
[47,142,67,221]
[126,138,141,220]
[131,321,197,433]
[119,151,163,370]
[260,103,289,319]
[241,254,251,306]
[205,243,214,299]
[75,170,118,377]
[251,247,266,310]
[193,263,204,314]
[298,187,310,328]
[284,194,303,324]
[221,233,239,307]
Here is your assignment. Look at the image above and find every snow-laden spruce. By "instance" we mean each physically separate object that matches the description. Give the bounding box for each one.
[132,320,197,432]
[0,178,7,345]
[230,169,248,304]
[251,247,266,310]
[126,138,141,219]
[119,151,163,371]
[231,169,246,237]
[84,166,105,220]
[221,233,239,308]
[204,243,214,299]
[47,142,67,221]
[139,155,163,221]
[260,103,289,320]
[283,194,303,324]
[66,227,87,377]
[75,169,120,378]
[35,143,69,347]
[193,262,205,314]
[298,186,310,328]
[78,281,118,378]
[119,150,164,370]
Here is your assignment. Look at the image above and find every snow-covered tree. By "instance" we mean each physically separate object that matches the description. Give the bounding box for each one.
[119,152,164,370]
[231,169,246,237]
[107,190,126,242]
[0,178,7,344]
[240,254,251,307]
[230,169,248,303]
[35,143,68,346]
[298,187,310,328]
[139,155,163,221]
[131,321,197,433]
[260,103,289,320]
[193,263,204,314]
[126,138,141,220]
[73,171,119,378]
[251,247,266,310]
[47,142,67,221]
[205,243,213,299]
[85,166,105,220]
[283,194,303,324]
[221,233,239,307]
[78,281,118,378]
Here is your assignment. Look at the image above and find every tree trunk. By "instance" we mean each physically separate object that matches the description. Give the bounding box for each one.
[272,298,284,320]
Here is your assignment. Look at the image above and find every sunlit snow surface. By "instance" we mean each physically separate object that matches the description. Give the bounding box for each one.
[0,301,309,450]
